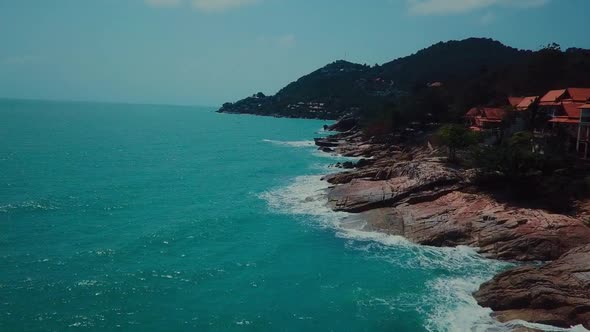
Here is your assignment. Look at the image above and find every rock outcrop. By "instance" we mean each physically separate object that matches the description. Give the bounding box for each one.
[474,244,590,329]
[316,126,590,329]
[326,117,358,132]
[318,129,590,262]
[358,192,590,261]
[327,160,463,213]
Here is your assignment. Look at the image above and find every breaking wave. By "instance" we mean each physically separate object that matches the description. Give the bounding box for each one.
[262,139,316,148]
[258,173,588,332]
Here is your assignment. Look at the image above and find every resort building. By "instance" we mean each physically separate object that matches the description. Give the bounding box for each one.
[465,107,506,131]
[541,88,590,158]
[539,88,590,117]
[577,104,590,158]
[463,89,590,158]
[466,95,538,132]
[508,96,525,108]
[548,102,590,158]
[515,96,539,111]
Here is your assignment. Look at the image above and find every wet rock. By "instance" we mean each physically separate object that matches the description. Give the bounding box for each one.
[474,244,590,329]
[341,161,355,169]
[327,117,358,132]
[314,137,340,148]
[355,158,373,168]
[359,191,590,261]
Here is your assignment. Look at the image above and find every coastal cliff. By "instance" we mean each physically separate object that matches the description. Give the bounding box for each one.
[216,36,590,329]
[316,123,590,329]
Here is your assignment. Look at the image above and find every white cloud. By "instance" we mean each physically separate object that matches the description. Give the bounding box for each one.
[191,0,258,12]
[145,0,182,8]
[407,0,549,15]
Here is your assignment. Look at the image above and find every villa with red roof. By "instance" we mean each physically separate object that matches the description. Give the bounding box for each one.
[463,88,590,157]
[539,88,590,158]
[465,107,506,131]
[541,88,590,123]
[515,96,539,111]
[548,103,586,124]
[539,87,590,104]
[508,97,525,108]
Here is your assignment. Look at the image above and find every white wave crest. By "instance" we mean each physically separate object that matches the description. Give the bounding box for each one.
[258,174,586,332]
[425,276,501,332]
[258,175,347,227]
[262,139,315,148]
[0,200,59,213]
[426,274,589,332]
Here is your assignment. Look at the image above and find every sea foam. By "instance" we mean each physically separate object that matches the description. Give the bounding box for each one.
[262,139,316,148]
[259,170,587,332]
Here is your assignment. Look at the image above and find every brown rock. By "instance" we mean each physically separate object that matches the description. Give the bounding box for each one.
[317,127,590,330]
[474,244,590,329]
[327,160,462,213]
[359,191,590,261]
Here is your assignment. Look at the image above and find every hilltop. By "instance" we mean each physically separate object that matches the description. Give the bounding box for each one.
[218,38,590,123]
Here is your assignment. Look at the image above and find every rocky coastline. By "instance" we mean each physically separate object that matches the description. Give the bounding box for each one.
[316,121,590,329]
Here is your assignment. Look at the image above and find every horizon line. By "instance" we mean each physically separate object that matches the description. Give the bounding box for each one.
[0,96,218,110]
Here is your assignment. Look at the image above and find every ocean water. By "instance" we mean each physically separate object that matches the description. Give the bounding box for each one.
[0,99,577,332]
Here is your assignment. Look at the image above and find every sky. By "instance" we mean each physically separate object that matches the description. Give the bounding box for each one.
[1,0,589,106]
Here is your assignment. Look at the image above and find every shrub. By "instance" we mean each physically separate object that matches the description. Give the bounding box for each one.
[436,124,480,161]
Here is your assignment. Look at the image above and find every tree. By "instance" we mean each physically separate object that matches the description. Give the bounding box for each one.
[540,42,561,52]
[474,131,544,180]
[436,124,479,162]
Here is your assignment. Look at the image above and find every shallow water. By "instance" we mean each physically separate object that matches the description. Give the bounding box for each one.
[0,99,578,331]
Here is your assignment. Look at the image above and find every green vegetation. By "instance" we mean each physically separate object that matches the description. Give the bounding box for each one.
[473,132,543,181]
[469,131,587,211]
[220,38,590,128]
[436,124,479,162]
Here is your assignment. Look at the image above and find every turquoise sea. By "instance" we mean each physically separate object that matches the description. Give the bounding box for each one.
[0,99,543,331]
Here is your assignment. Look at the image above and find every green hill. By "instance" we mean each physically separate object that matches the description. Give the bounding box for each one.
[218,38,590,123]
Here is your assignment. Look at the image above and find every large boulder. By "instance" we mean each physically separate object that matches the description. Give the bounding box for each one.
[327,160,463,212]
[327,117,358,132]
[474,244,590,329]
[314,137,341,148]
[359,191,590,261]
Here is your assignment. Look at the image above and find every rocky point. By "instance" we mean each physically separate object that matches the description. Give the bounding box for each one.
[317,120,590,329]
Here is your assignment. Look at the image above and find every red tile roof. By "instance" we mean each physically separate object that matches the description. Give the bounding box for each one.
[516,96,539,110]
[465,107,480,117]
[482,108,506,121]
[540,89,567,105]
[508,97,525,107]
[549,117,579,124]
[562,102,584,119]
[568,88,590,102]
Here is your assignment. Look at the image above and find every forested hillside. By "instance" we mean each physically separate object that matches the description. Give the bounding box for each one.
[218,38,590,128]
